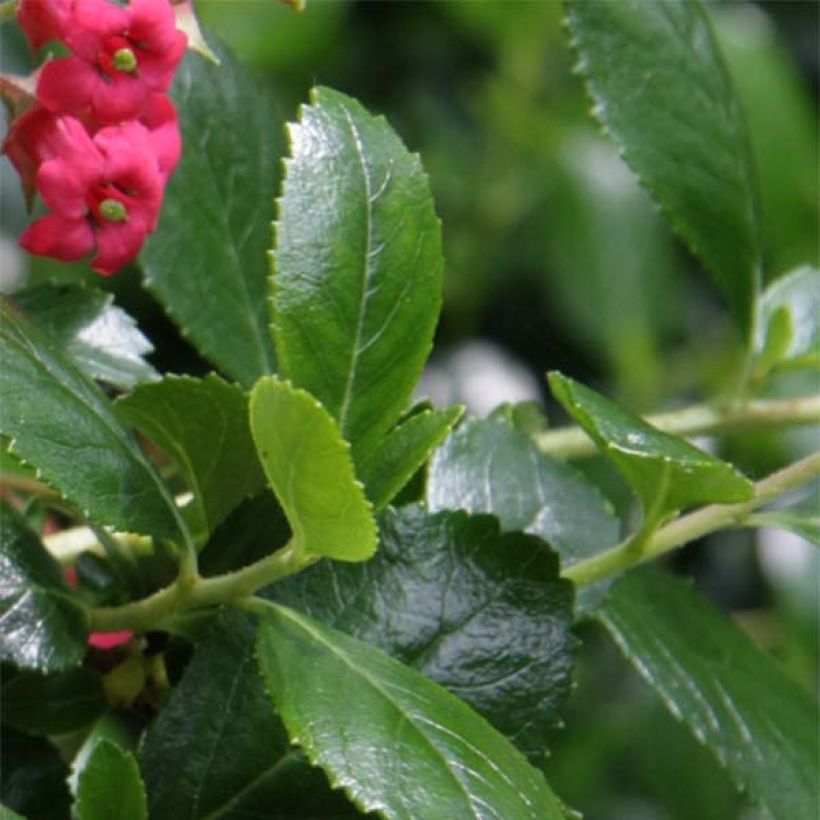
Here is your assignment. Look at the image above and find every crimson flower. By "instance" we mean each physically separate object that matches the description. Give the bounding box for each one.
[17,0,71,51]
[19,116,167,275]
[37,0,187,125]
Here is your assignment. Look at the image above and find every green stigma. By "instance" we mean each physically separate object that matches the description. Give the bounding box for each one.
[113,47,138,73]
[99,198,128,222]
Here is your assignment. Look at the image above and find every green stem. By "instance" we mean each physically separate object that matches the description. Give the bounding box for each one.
[563,450,820,587]
[534,394,820,459]
[90,539,316,632]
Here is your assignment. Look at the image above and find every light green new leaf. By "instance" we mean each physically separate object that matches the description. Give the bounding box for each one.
[75,740,147,820]
[0,503,87,673]
[596,569,819,819]
[0,300,180,538]
[272,86,443,461]
[117,375,266,539]
[12,284,158,390]
[249,377,376,561]
[256,604,570,819]
[751,500,820,547]
[549,372,753,516]
[140,42,277,387]
[755,266,820,373]
[360,406,463,510]
[565,0,761,334]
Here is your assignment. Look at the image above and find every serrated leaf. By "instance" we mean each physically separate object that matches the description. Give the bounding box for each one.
[565,0,761,334]
[0,503,87,672]
[140,611,359,819]
[360,406,463,510]
[256,604,570,819]
[11,284,158,390]
[116,375,266,539]
[1,726,72,818]
[596,568,819,819]
[755,266,820,373]
[270,506,576,761]
[140,41,277,387]
[1,667,105,735]
[75,739,147,820]
[249,377,377,562]
[548,371,753,515]
[272,86,443,461]
[0,300,180,539]
[427,416,620,567]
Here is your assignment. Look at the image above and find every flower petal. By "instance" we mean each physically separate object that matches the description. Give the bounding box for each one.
[20,213,94,261]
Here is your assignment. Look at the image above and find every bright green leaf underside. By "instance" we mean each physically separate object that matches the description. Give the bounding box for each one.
[565,0,761,334]
[596,569,819,819]
[249,377,376,561]
[256,604,569,819]
[549,371,753,514]
[272,86,444,461]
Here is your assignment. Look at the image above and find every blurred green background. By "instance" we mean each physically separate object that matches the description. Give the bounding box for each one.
[1,2,817,817]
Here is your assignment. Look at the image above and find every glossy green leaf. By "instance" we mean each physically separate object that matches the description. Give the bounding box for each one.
[11,284,158,390]
[596,569,819,819]
[548,372,753,515]
[755,267,820,372]
[272,86,443,460]
[0,300,180,538]
[140,611,358,819]
[117,375,266,539]
[257,604,569,819]
[565,0,761,333]
[0,503,87,672]
[1,726,72,818]
[714,5,819,272]
[249,377,377,561]
[360,406,463,510]
[140,42,277,387]
[270,506,576,761]
[75,740,147,820]
[427,416,620,567]
[1,667,105,735]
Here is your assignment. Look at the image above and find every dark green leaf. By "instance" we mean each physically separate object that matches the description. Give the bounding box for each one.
[199,491,290,577]
[140,611,358,819]
[427,416,620,567]
[714,6,819,273]
[257,604,570,819]
[755,267,820,373]
[0,300,180,538]
[249,377,377,561]
[565,0,761,333]
[140,42,277,387]
[1,726,72,819]
[272,86,443,460]
[596,569,819,819]
[360,406,463,510]
[117,375,266,539]
[1,667,104,735]
[75,740,146,820]
[270,506,576,761]
[12,284,158,390]
[0,503,87,673]
[549,372,753,515]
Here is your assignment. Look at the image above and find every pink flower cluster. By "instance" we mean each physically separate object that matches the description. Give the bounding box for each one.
[4,0,187,275]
